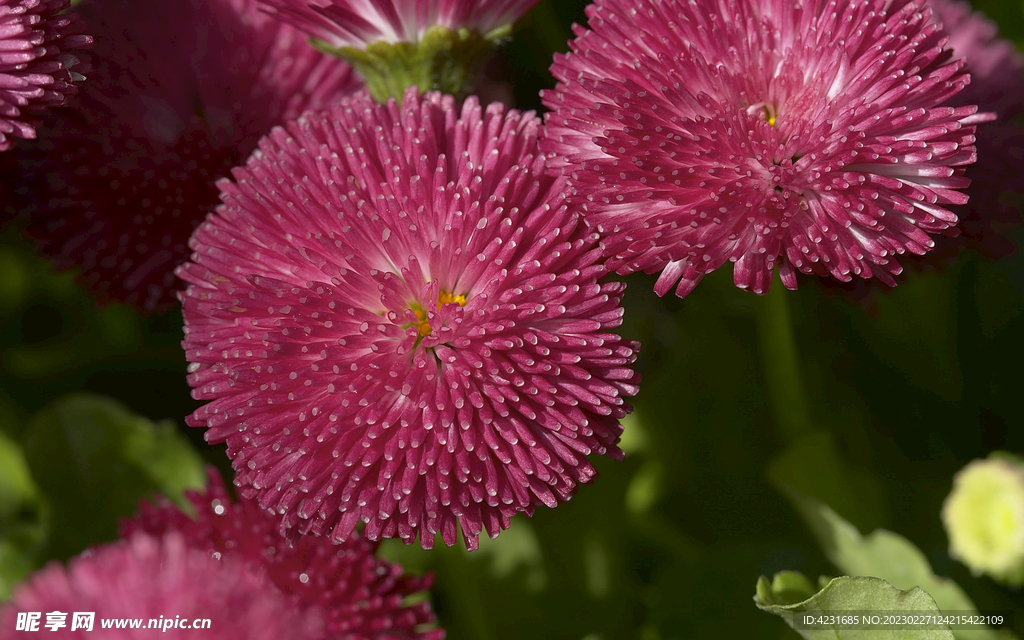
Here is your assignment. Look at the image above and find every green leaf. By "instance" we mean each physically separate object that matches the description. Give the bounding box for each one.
[0,431,48,600]
[755,574,954,640]
[753,573,958,638]
[781,491,1016,640]
[20,393,206,561]
[755,571,819,606]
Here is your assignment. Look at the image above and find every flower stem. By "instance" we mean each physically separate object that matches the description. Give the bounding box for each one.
[437,546,495,640]
[754,279,813,444]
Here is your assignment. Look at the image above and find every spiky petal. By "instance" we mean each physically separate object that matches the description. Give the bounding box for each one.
[178,88,641,550]
[929,0,1024,257]
[0,0,90,151]
[15,0,360,313]
[0,533,323,639]
[931,0,1024,117]
[123,469,444,639]
[259,0,541,47]
[542,0,981,297]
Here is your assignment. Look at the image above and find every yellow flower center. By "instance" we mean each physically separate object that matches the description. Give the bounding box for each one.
[745,102,778,127]
[409,303,431,337]
[407,290,467,338]
[438,291,467,307]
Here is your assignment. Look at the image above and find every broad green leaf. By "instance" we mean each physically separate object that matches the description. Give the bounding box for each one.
[755,573,954,640]
[20,393,206,560]
[782,491,1016,640]
[0,431,48,600]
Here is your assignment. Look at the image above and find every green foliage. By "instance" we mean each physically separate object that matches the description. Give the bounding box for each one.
[769,430,1019,640]
[778,493,1015,640]
[755,571,819,607]
[0,431,48,600]
[755,574,954,640]
[20,393,206,561]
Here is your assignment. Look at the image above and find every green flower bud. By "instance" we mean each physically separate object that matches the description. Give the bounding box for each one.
[312,25,505,103]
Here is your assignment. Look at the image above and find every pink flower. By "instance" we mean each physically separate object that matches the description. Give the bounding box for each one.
[928,0,1024,258]
[178,89,641,549]
[259,0,541,47]
[542,0,982,297]
[931,0,1024,118]
[15,0,360,313]
[0,0,90,151]
[123,469,444,639]
[0,533,323,639]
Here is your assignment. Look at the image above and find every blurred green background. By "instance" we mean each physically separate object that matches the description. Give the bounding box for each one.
[2,0,1024,638]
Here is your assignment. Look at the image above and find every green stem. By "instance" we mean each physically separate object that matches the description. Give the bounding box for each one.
[437,546,494,640]
[754,278,813,444]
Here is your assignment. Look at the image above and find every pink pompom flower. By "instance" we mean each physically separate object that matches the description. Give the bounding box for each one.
[258,0,542,47]
[15,0,360,312]
[123,469,444,639]
[178,89,641,549]
[932,0,1024,118]
[929,0,1024,257]
[0,0,90,151]
[0,533,323,639]
[542,0,984,298]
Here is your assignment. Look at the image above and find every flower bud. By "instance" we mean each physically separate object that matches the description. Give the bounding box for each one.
[943,453,1024,585]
